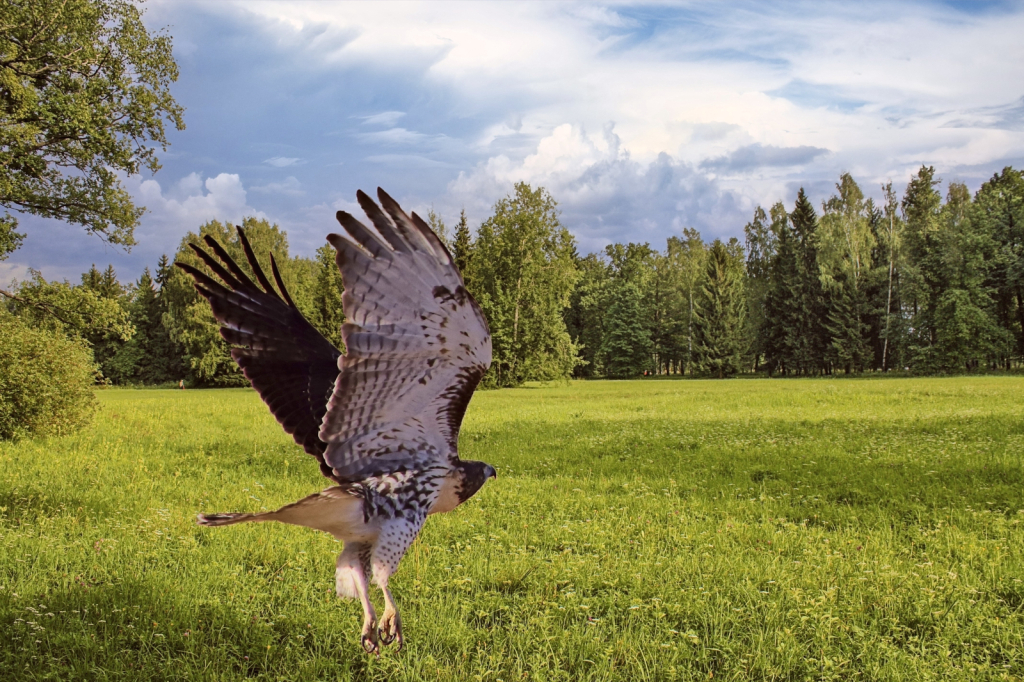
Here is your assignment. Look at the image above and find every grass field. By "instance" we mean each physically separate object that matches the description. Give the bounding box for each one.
[1,377,1023,681]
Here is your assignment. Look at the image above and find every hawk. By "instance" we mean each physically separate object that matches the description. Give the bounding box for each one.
[176,189,495,654]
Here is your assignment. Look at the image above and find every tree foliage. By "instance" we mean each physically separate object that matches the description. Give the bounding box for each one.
[467,183,579,387]
[694,239,746,378]
[163,218,324,386]
[0,311,97,439]
[600,281,653,378]
[0,0,185,258]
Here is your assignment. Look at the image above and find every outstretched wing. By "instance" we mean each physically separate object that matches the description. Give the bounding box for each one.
[175,228,342,479]
[321,188,491,481]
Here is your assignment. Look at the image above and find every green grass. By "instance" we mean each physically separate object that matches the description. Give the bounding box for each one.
[1,377,1023,681]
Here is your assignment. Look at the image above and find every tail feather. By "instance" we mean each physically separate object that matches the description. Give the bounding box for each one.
[197,512,263,527]
[194,485,366,538]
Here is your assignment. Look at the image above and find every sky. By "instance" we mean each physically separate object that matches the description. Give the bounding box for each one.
[6,0,1024,283]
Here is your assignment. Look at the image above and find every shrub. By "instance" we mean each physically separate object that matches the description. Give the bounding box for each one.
[0,312,98,440]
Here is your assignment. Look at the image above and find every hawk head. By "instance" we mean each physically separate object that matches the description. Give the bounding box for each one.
[456,460,497,504]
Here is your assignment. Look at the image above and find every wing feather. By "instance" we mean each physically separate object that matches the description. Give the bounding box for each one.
[175,228,342,478]
[320,188,491,482]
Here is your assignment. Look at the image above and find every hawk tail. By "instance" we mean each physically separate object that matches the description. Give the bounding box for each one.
[196,512,262,527]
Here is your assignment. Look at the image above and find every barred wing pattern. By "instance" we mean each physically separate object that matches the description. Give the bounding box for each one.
[321,189,491,482]
[176,230,342,479]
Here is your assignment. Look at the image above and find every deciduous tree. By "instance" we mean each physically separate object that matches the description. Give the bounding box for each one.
[0,0,184,257]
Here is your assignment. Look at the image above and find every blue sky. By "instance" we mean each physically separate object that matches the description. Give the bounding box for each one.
[7,0,1024,282]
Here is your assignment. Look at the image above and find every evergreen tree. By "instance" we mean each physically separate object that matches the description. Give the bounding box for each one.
[972,167,1024,366]
[150,254,184,383]
[307,244,345,349]
[694,239,746,378]
[762,202,799,375]
[790,188,827,374]
[922,183,1008,370]
[823,269,869,372]
[600,281,653,378]
[451,209,474,281]
[80,263,133,382]
[426,208,450,249]
[819,173,874,372]
[901,165,944,358]
[605,242,658,370]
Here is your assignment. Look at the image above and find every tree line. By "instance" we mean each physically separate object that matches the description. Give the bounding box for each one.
[4,167,1022,397]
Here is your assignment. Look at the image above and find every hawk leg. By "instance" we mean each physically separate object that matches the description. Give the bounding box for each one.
[369,514,424,651]
[379,586,403,650]
[336,543,378,654]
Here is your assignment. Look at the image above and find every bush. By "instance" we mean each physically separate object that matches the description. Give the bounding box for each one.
[0,313,98,440]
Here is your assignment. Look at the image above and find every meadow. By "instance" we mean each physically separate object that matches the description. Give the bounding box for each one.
[1,377,1023,681]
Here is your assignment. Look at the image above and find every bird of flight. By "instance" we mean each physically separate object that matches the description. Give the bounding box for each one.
[176,189,496,654]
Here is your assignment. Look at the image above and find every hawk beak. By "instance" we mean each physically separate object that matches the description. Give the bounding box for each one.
[484,465,497,480]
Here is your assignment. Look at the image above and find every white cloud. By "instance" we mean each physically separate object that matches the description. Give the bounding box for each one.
[446,123,749,252]
[5,172,269,283]
[359,111,406,127]
[251,176,305,196]
[202,2,1019,236]
[264,156,304,167]
[134,173,263,229]
[356,127,430,146]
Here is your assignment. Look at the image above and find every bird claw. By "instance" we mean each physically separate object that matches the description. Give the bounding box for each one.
[378,612,403,651]
[361,632,379,655]
[360,620,379,655]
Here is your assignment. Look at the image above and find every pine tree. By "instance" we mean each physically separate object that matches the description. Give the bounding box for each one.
[308,244,345,348]
[901,165,943,358]
[972,167,1024,366]
[664,228,706,375]
[451,209,473,282]
[600,281,653,378]
[818,173,874,372]
[790,188,827,374]
[150,254,184,383]
[694,239,746,378]
[824,269,869,372]
[426,208,450,249]
[762,202,798,375]
[80,263,132,382]
[924,183,1008,370]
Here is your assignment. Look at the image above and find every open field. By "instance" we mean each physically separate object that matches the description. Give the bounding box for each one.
[1,378,1023,681]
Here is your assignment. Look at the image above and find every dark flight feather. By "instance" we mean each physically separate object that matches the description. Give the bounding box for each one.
[176,227,342,480]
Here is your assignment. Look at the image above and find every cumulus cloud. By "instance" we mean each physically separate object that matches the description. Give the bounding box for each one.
[447,124,749,252]
[133,172,263,230]
[27,1,1024,277]
[6,172,268,282]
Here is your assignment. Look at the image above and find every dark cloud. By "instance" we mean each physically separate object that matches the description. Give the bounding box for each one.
[700,143,830,173]
[560,152,749,253]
